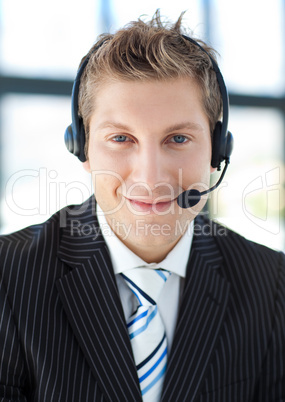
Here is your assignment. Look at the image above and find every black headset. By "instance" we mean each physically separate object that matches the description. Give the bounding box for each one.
[64,34,233,170]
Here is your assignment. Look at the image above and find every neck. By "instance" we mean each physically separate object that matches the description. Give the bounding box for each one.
[121,238,180,264]
[107,218,183,263]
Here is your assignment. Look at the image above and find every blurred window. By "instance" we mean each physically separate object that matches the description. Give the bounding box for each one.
[0,0,100,78]
[211,0,285,96]
[209,106,284,251]
[0,0,284,251]
[0,95,92,233]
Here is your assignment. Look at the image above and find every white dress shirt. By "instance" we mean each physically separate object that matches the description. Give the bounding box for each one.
[96,204,194,350]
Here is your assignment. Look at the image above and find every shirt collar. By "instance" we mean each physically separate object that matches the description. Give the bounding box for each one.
[96,203,193,278]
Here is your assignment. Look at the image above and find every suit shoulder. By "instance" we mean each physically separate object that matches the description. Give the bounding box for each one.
[1,207,61,241]
[196,214,284,269]
[196,216,285,317]
[0,198,96,264]
[0,212,59,266]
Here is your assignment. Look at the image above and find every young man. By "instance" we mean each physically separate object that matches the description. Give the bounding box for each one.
[0,11,284,402]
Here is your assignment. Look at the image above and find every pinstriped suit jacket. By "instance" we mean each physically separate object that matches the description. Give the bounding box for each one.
[0,196,284,402]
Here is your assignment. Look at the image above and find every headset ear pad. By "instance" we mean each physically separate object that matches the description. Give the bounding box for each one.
[64,125,75,154]
[211,121,234,169]
[225,131,234,160]
[64,117,86,162]
[211,121,222,168]
[76,117,87,162]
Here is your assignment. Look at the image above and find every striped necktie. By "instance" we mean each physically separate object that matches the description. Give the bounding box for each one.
[121,268,171,401]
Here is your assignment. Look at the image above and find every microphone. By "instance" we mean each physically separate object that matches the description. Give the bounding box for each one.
[177,159,230,208]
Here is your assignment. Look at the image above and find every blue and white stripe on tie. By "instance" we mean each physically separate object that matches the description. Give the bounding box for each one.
[121,268,171,401]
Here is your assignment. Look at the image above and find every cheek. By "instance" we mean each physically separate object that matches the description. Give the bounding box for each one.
[88,142,130,173]
[92,172,124,211]
[87,144,132,210]
[179,148,212,187]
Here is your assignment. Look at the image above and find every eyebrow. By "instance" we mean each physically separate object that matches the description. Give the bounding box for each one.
[97,121,132,131]
[96,120,204,133]
[162,122,204,133]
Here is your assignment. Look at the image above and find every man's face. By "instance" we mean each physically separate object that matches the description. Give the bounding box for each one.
[84,77,215,262]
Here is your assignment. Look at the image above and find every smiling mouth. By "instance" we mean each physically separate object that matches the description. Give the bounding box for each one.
[124,197,176,213]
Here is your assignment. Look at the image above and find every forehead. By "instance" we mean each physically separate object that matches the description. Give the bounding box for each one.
[89,77,210,135]
[93,76,204,113]
[96,74,200,93]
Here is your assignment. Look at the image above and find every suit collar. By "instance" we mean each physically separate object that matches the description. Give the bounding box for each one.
[57,196,105,267]
[56,196,142,401]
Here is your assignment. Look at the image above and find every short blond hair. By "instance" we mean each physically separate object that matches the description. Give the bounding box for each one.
[78,10,222,157]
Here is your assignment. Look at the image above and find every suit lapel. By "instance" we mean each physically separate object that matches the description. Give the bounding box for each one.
[162,217,231,402]
[55,199,230,402]
[56,197,141,402]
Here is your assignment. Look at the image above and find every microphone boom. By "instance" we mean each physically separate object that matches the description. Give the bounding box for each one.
[177,159,230,209]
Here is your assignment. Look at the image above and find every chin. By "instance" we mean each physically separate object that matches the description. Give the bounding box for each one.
[127,229,179,251]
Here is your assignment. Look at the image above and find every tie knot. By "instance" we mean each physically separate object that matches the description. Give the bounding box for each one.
[121,267,171,306]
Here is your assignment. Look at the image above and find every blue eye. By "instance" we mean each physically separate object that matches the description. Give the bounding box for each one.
[113,135,127,142]
[172,135,187,143]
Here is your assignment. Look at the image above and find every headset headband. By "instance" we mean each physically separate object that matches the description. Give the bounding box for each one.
[64,34,233,169]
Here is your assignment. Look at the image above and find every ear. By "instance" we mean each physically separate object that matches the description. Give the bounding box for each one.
[82,160,91,173]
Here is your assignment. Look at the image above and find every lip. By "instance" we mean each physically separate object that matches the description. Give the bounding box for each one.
[124,196,176,213]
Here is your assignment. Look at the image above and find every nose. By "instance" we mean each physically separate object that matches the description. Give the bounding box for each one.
[130,143,171,190]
